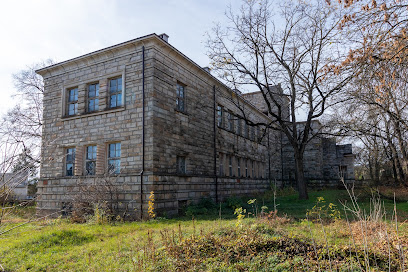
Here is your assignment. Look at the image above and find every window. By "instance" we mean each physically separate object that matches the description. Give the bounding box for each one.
[257,127,261,142]
[219,153,224,176]
[85,145,97,175]
[65,148,75,176]
[251,126,255,141]
[228,156,233,176]
[87,83,99,112]
[245,122,249,138]
[227,111,234,132]
[109,77,123,108]
[177,156,186,174]
[176,83,185,112]
[245,159,248,177]
[237,158,241,177]
[252,160,255,178]
[108,143,121,174]
[217,105,223,127]
[67,87,78,116]
[237,117,242,136]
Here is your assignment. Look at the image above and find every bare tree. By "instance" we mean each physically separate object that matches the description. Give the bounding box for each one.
[330,60,408,185]
[0,60,53,162]
[206,0,352,199]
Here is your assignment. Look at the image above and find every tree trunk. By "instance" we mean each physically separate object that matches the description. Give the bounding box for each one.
[294,151,308,200]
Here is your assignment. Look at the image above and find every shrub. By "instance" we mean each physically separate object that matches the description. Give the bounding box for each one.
[185,198,217,217]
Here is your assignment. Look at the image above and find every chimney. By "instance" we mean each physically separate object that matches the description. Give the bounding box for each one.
[159,33,169,42]
[203,66,211,73]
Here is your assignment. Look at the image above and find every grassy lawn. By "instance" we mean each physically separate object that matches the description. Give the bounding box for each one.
[1,188,408,271]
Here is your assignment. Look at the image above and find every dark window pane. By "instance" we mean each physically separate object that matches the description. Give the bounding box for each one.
[117,94,122,106]
[66,163,73,176]
[86,161,95,175]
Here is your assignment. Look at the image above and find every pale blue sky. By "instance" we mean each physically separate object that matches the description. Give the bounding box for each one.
[0,0,238,115]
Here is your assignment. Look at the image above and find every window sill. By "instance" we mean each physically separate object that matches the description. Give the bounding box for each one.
[174,108,188,115]
[61,107,125,121]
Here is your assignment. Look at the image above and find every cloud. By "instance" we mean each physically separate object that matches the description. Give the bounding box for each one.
[0,0,236,114]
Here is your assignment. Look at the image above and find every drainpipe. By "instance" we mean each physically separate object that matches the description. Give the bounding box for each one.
[213,85,218,203]
[267,127,271,183]
[280,130,284,188]
[140,46,145,220]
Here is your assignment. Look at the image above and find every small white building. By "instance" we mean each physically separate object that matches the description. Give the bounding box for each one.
[0,172,29,201]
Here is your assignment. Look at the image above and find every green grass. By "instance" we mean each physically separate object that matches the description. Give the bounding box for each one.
[1,188,408,271]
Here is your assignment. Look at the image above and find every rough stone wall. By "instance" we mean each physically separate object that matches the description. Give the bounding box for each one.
[150,44,279,215]
[36,34,354,219]
[37,39,159,218]
[242,86,290,121]
[282,135,355,188]
[37,35,280,218]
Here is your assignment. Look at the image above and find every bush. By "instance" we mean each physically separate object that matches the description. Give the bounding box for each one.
[185,198,217,217]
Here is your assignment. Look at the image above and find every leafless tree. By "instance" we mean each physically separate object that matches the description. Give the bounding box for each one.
[330,60,408,185]
[0,60,53,163]
[206,0,353,199]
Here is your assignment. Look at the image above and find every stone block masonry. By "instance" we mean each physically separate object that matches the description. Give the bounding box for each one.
[36,33,353,219]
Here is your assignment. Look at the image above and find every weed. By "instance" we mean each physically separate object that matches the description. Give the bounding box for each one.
[148,191,156,219]
[234,207,246,228]
[307,196,341,222]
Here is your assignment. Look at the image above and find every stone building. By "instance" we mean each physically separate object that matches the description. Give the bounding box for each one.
[35,33,354,218]
[242,91,355,188]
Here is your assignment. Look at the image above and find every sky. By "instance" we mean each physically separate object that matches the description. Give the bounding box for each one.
[0,0,238,115]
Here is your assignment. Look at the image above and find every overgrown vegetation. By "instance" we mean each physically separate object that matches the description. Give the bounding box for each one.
[2,188,408,271]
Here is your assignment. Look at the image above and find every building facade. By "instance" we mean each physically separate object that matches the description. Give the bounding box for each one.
[36,33,354,218]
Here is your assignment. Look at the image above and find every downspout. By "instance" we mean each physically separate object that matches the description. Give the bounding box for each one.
[280,130,284,188]
[140,46,145,220]
[213,85,218,203]
[267,127,271,183]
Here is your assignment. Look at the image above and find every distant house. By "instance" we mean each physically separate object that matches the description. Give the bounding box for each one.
[0,172,29,201]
